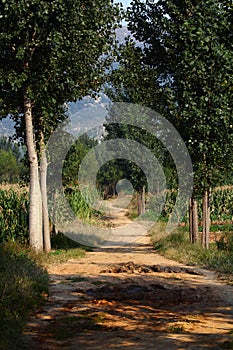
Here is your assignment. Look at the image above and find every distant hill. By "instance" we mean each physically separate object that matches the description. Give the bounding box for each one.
[0,118,15,137]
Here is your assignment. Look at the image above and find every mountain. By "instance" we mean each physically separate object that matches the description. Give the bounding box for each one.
[0,118,15,137]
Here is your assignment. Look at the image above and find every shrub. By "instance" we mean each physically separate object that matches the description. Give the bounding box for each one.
[0,242,49,349]
[0,189,29,243]
[151,227,233,275]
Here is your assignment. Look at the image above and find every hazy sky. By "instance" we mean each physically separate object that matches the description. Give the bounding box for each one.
[115,0,131,8]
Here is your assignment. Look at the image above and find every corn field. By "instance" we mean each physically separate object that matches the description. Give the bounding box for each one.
[210,187,233,223]
[146,186,233,224]
[0,189,29,243]
[0,186,232,244]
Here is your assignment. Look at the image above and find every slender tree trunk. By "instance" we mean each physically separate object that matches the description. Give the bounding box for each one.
[202,189,210,249]
[189,196,199,243]
[52,189,58,235]
[137,187,146,216]
[40,133,51,252]
[189,198,193,242]
[24,97,43,251]
[141,186,146,215]
[137,191,142,216]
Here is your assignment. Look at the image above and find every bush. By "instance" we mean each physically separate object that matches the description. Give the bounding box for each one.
[216,233,233,253]
[0,189,29,243]
[66,185,103,222]
[151,227,233,275]
[0,242,49,349]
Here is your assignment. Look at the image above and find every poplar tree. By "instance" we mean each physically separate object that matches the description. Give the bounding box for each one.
[0,0,121,250]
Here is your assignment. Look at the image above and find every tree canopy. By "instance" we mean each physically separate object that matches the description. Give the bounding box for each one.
[0,0,122,250]
[106,0,233,246]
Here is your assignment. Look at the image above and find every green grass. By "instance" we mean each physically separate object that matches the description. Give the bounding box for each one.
[0,241,49,350]
[151,226,233,276]
[38,232,89,265]
[165,325,184,334]
[0,235,88,349]
[43,247,86,265]
[52,313,107,340]
[221,341,233,349]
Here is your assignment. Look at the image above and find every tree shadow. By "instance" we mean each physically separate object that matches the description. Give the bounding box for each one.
[22,267,233,349]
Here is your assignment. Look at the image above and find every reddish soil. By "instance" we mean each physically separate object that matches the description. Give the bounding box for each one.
[22,201,233,349]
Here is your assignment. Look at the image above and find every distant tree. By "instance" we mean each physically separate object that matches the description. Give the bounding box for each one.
[63,134,98,187]
[0,137,22,162]
[0,150,18,182]
[0,137,28,182]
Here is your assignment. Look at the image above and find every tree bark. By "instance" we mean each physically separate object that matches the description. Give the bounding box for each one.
[24,97,43,251]
[141,186,146,215]
[137,191,142,216]
[40,134,51,252]
[189,196,199,243]
[52,189,58,235]
[189,198,193,242]
[137,187,146,216]
[202,189,210,249]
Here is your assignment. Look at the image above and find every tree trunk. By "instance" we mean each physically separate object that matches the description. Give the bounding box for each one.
[137,187,146,216]
[202,189,210,249]
[189,196,199,243]
[141,186,146,215]
[24,97,43,251]
[52,189,58,235]
[137,191,142,216]
[189,198,193,242]
[40,134,51,252]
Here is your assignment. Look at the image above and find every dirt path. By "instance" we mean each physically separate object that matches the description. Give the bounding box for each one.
[23,203,233,349]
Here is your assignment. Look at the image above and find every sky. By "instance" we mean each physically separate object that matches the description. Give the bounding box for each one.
[114,0,132,25]
[114,0,132,9]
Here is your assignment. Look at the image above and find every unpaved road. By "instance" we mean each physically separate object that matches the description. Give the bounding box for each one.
[23,203,233,349]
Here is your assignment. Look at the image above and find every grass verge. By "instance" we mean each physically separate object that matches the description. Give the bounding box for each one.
[0,241,49,349]
[150,225,233,278]
[0,234,88,349]
[41,232,89,265]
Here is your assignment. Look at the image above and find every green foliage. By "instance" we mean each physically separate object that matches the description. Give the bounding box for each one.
[165,325,184,334]
[210,187,233,222]
[148,1,232,191]
[45,247,86,265]
[62,134,97,186]
[0,137,22,162]
[101,114,178,198]
[47,184,103,235]
[216,233,233,253]
[0,0,122,250]
[151,228,233,275]
[51,232,84,250]
[221,340,233,349]
[0,136,28,183]
[0,242,49,349]
[0,150,19,182]
[108,0,232,203]
[0,0,122,137]
[50,313,106,341]
[0,189,29,243]
[144,186,233,225]
[66,186,103,222]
